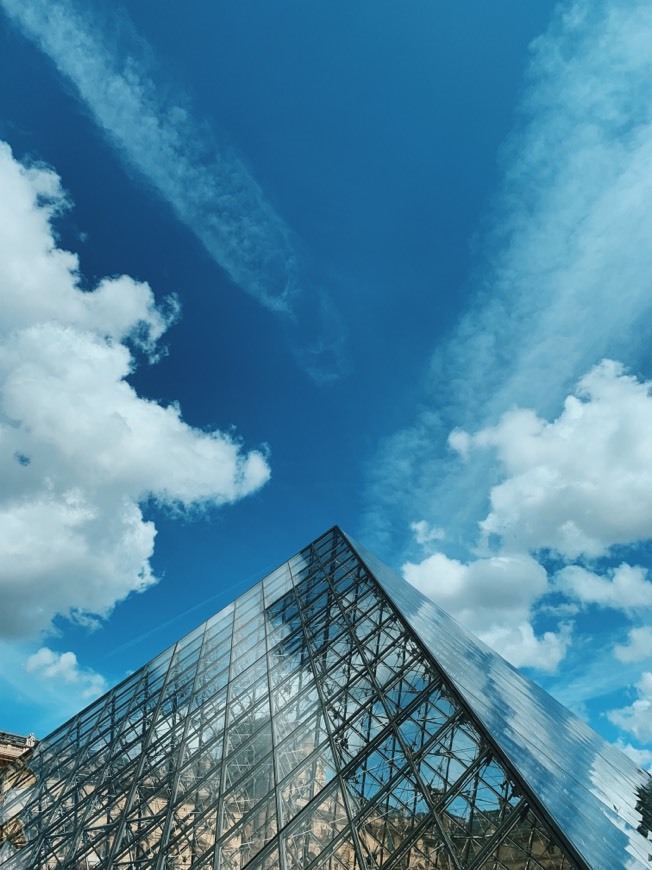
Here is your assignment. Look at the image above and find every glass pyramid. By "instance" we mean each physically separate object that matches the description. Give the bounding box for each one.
[1,526,650,868]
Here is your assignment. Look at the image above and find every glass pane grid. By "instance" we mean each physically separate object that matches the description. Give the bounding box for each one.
[478,806,575,870]
[282,783,350,868]
[0,529,587,869]
[278,744,337,824]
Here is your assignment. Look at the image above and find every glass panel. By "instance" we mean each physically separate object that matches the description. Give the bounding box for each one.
[0,530,600,870]
[262,563,293,604]
[313,836,361,869]
[245,841,282,870]
[275,712,330,779]
[224,720,273,781]
[344,729,410,806]
[487,806,575,869]
[395,833,455,869]
[356,779,424,868]
[283,784,350,869]
[279,743,337,824]
[217,791,278,869]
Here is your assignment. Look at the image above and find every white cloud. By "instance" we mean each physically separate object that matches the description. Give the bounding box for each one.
[556,564,652,611]
[614,740,652,773]
[410,520,445,549]
[0,0,347,379]
[479,622,571,674]
[401,360,652,678]
[403,551,548,617]
[454,361,652,559]
[358,3,652,706]
[2,323,269,505]
[0,141,270,638]
[0,0,294,314]
[25,647,106,699]
[0,149,171,345]
[614,627,652,664]
[608,672,652,744]
[364,0,652,553]
[402,550,569,671]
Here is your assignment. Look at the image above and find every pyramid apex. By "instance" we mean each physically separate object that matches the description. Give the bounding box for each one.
[1,526,649,868]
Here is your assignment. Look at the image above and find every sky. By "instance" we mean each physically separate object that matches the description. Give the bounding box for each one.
[1,0,651,769]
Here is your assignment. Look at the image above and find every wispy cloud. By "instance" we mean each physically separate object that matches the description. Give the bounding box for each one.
[0,0,293,311]
[365,0,652,550]
[362,0,652,746]
[0,140,270,639]
[0,0,346,378]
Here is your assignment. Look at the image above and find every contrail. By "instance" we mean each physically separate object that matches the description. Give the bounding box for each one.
[1,0,298,314]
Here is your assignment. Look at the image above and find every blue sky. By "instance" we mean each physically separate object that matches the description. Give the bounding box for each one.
[1,0,651,769]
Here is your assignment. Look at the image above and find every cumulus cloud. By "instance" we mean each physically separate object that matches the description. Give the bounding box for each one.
[480,623,571,674]
[614,740,652,774]
[401,360,652,674]
[0,141,270,638]
[402,550,569,671]
[25,647,106,699]
[614,627,652,664]
[364,0,652,553]
[368,0,652,734]
[556,564,652,612]
[403,551,548,620]
[608,672,652,744]
[0,0,346,378]
[453,361,652,559]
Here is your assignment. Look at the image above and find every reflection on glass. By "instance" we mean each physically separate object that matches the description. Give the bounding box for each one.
[637,780,652,840]
[1,527,649,867]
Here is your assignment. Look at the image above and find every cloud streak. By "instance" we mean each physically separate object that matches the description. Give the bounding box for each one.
[0,140,270,639]
[0,0,348,379]
[365,0,652,550]
[1,0,296,312]
[360,0,652,740]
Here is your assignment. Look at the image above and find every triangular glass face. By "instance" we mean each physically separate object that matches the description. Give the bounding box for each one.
[0,527,649,868]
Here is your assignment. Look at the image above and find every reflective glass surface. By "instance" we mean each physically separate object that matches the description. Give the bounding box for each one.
[0,527,647,867]
[346,532,652,869]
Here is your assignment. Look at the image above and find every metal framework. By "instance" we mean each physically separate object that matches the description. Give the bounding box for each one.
[0,527,650,868]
